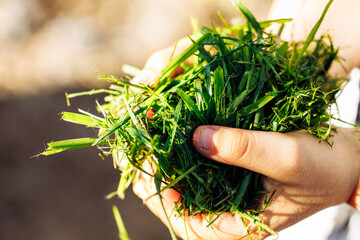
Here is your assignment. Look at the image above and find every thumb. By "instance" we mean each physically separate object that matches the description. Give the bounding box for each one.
[192,125,302,180]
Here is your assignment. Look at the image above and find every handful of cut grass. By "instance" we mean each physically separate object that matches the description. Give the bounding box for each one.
[41,0,344,238]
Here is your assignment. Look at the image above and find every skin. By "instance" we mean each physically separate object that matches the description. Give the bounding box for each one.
[133,127,360,239]
[268,0,360,76]
[127,1,360,239]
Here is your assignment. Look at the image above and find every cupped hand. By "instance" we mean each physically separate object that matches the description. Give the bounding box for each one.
[127,47,360,240]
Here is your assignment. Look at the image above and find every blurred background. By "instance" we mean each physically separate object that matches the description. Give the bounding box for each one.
[0,0,272,239]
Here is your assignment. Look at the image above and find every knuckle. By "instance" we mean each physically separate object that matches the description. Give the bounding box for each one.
[216,128,253,166]
[233,131,252,163]
[280,136,304,176]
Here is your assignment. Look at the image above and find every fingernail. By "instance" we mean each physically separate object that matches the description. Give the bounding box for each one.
[199,127,215,150]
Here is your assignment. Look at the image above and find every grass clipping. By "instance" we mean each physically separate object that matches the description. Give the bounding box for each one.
[41,0,345,238]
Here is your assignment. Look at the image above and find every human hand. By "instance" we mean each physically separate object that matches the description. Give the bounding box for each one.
[128,47,360,240]
[268,0,360,75]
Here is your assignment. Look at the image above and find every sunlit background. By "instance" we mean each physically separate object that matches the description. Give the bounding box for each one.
[0,0,272,239]
[0,0,273,99]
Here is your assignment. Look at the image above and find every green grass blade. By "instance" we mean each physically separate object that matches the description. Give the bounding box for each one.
[294,0,333,68]
[226,89,251,114]
[61,112,106,128]
[214,67,225,120]
[125,104,150,138]
[230,171,251,212]
[160,33,212,81]
[230,0,262,36]
[236,209,277,236]
[41,138,97,156]
[259,18,292,28]
[97,72,149,92]
[237,92,280,117]
[111,162,135,200]
[176,88,207,124]
[217,11,230,28]
[154,168,163,198]
[93,107,147,146]
[247,44,281,82]
[164,101,182,152]
[160,165,198,193]
[66,89,120,99]
[194,79,205,112]
[112,205,131,240]
[159,198,179,240]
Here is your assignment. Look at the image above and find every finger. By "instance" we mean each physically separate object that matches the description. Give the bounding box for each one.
[132,160,258,239]
[192,125,304,181]
[131,48,171,86]
[131,45,191,86]
[132,177,200,240]
[133,177,257,240]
